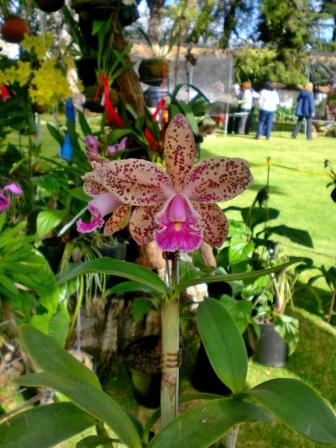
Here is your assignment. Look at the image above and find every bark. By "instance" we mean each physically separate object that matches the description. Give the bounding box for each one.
[146,0,166,43]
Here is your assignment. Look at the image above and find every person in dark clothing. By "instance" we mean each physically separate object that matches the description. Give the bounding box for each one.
[291,82,315,140]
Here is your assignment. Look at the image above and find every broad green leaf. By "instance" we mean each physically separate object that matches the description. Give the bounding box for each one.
[0,402,95,448]
[219,296,253,334]
[36,209,66,240]
[197,299,248,393]
[250,378,336,445]
[20,325,100,389]
[15,372,142,448]
[148,397,273,448]
[58,257,169,297]
[76,435,119,447]
[48,304,70,346]
[176,260,299,295]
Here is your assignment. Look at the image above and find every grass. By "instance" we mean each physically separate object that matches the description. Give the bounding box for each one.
[202,131,336,281]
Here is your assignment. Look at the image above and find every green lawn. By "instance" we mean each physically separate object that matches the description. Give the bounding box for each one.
[202,132,335,283]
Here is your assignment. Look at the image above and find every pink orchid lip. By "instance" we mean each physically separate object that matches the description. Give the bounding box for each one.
[155,193,202,252]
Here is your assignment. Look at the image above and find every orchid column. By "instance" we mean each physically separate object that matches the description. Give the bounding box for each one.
[78,114,253,426]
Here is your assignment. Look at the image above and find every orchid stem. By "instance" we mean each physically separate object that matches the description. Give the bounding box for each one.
[65,275,84,349]
[160,251,180,427]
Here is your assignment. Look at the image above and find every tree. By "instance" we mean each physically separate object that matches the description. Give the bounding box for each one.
[146,0,166,42]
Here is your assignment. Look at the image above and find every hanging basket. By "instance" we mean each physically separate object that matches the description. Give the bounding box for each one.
[0,16,30,44]
[35,0,65,13]
[138,58,169,87]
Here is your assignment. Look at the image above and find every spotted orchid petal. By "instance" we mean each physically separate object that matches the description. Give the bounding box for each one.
[4,183,23,195]
[164,113,196,191]
[104,204,132,235]
[82,167,108,197]
[101,159,174,206]
[192,202,228,248]
[183,158,252,203]
[154,193,202,252]
[0,193,10,212]
[129,204,163,245]
[77,192,120,234]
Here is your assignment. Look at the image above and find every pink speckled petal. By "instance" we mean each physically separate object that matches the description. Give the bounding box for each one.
[164,113,196,191]
[100,159,173,206]
[129,204,163,245]
[104,204,132,235]
[192,202,228,248]
[154,194,202,253]
[184,158,253,203]
[82,170,107,197]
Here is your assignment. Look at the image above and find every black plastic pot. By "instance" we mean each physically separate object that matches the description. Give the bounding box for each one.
[254,322,288,367]
[35,0,65,12]
[75,57,98,87]
[124,335,161,408]
[191,343,231,396]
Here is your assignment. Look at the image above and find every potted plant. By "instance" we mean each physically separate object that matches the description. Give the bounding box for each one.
[35,0,65,13]
[0,15,29,43]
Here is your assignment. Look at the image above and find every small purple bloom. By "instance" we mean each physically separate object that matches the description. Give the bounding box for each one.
[0,182,23,212]
[3,183,23,195]
[107,137,128,155]
[0,193,10,212]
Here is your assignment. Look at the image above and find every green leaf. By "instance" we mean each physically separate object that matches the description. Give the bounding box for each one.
[266,225,314,248]
[46,123,64,146]
[20,325,100,389]
[148,397,273,448]
[76,435,119,447]
[250,378,336,445]
[132,297,155,322]
[36,209,66,240]
[57,257,169,297]
[197,299,248,393]
[77,110,92,136]
[0,402,95,448]
[219,296,253,334]
[105,280,153,296]
[15,372,142,448]
[176,261,299,296]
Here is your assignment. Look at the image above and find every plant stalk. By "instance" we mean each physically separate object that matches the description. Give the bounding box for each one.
[225,426,240,448]
[160,252,180,427]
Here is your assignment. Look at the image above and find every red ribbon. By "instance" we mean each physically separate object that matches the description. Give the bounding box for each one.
[95,74,125,128]
[0,84,10,100]
[144,128,159,152]
[151,98,166,121]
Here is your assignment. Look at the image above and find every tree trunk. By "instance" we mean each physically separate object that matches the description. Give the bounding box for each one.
[146,0,166,43]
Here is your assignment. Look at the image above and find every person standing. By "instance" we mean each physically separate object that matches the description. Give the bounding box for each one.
[255,81,280,140]
[291,82,315,140]
[238,81,259,135]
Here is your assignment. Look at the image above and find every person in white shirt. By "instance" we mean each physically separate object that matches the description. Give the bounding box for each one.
[238,81,260,134]
[255,81,280,140]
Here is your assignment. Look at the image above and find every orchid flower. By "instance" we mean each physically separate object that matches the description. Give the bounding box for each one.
[0,183,23,212]
[81,114,252,252]
[107,137,128,155]
[76,190,131,235]
[85,135,102,162]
